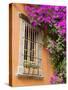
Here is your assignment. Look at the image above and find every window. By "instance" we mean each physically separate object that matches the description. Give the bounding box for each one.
[16,14,43,79]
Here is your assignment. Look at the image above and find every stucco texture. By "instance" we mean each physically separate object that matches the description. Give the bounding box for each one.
[11,3,54,86]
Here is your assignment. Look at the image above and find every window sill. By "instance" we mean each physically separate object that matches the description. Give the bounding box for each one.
[16,73,44,79]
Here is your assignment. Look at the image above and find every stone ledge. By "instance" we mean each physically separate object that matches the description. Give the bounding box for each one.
[16,73,44,80]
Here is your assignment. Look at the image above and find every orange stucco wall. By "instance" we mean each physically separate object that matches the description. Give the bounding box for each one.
[12,3,54,86]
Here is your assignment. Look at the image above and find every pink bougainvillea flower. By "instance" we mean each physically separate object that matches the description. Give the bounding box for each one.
[25,5,66,32]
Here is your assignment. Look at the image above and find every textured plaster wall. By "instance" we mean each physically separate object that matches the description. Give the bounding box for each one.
[12,3,54,86]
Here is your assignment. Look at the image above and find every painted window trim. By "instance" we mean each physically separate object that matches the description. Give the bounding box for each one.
[16,13,44,79]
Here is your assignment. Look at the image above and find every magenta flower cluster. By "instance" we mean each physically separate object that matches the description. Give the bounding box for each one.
[50,73,64,84]
[25,5,66,37]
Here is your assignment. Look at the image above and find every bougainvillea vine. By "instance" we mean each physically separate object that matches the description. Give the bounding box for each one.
[25,4,66,84]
